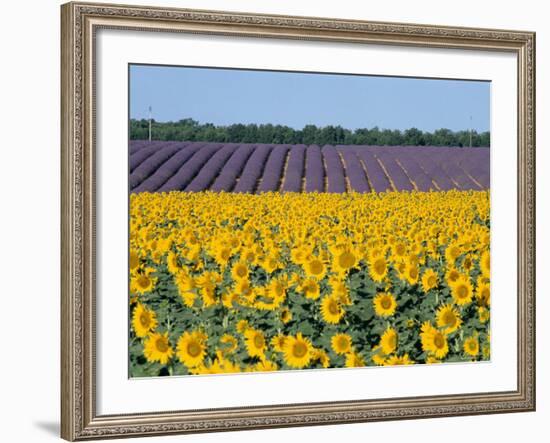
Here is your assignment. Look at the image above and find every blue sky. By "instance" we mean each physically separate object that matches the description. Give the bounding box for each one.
[129,64,490,132]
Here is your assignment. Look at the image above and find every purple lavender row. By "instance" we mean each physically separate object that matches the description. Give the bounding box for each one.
[210,144,256,192]
[337,147,370,193]
[304,145,324,192]
[233,144,273,193]
[373,149,414,191]
[130,143,186,190]
[185,144,240,192]
[130,142,173,173]
[353,148,392,193]
[132,143,204,193]
[412,152,457,191]
[281,144,306,192]
[390,148,436,192]
[129,140,150,155]
[430,151,481,190]
[322,145,346,193]
[458,150,490,188]
[157,143,223,192]
[257,145,290,193]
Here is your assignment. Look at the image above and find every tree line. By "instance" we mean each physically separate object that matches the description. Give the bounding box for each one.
[130,118,490,147]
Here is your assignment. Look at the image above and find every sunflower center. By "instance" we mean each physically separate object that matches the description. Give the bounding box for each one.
[374,260,386,274]
[293,342,308,358]
[381,297,392,310]
[139,312,150,328]
[449,271,459,282]
[273,283,284,297]
[428,275,437,286]
[434,334,445,349]
[328,300,340,315]
[409,268,418,279]
[338,252,355,269]
[187,341,201,357]
[156,337,169,353]
[338,337,348,349]
[254,334,265,349]
[443,311,456,327]
[137,275,151,289]
[457,285,468,299]
[396,244,405,255]
[468,341,477,351]
[309,260,324,275]
[236,265,247,278]
[129,252,139,270]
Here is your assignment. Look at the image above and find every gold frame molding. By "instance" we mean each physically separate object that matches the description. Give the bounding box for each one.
[61,1,536,440]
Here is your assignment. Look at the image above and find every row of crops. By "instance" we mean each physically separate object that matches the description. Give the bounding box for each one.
[129,141,489,194]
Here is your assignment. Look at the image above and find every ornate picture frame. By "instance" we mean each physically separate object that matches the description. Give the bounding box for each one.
[61,1,535,440]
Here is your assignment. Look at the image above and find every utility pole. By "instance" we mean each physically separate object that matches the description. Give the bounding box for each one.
[148,106,152,142]
[469,115,473,148]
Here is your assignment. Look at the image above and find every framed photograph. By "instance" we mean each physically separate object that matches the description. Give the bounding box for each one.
[61,1,536,440]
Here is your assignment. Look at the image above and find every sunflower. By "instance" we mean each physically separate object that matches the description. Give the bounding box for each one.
[463,336,480,357]
[331,333,352,355]
[244,329,267,358]
[231,261,249,281]
[129,249,140,272]
[320,295,345,324]
[166,251,181,275]
[280,307,292,324]
[311,349,330,368]
[420,322,449,359]
[176,331,207,368]
[372,349,387,366]
[131,269,156,295]
[475,281,491,307]
[270,334,287,352]
[236,319,249,334]
[255,359,278,372]
[445,267,460,285]
[421,268,438,292]
[262,254,281,274]
[450,275,474,305]
[299,278,321,300]
[144,332,174,365]
[303,257,327,280]
[480,250,490,278]
[219,334,238,355]
[213,245,232,268]
[373,292,397,317]
[380,327,398,355]
[283,333,312,368]
[369,257,388,282]
[331,247,358,275]
[131,303,158,338]
[445,243,462,264]
[384,354,414,366]
[329,277,352,305]
[478,306,490,323]
[405,263,420,285]
[462,254,474,272]
[267,278,287,306]
[435,304,462,333]
[345,351,365,368]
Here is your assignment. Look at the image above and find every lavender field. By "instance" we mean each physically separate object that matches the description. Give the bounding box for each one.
[129,141,489,194]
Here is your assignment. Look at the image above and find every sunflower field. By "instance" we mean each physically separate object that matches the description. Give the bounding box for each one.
[129,190,490,377]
